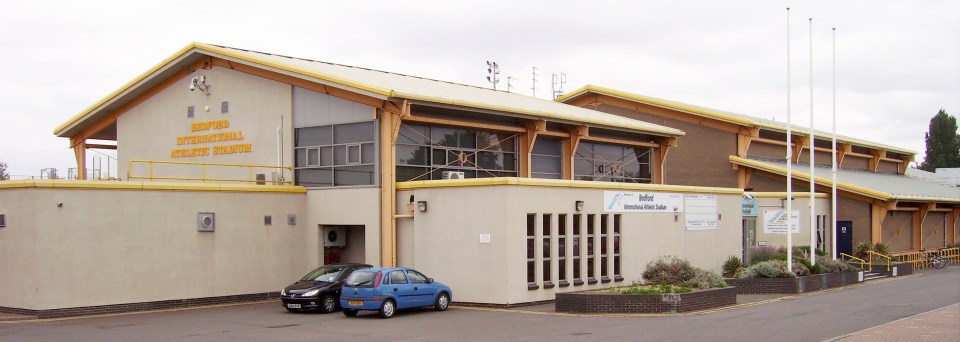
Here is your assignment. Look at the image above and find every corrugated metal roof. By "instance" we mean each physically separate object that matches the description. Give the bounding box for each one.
[55,43,684,138]
[730,156,960,203]
[559,85,916,155]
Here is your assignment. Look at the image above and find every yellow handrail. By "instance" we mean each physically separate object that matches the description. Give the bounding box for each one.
[838,253,866,270]
[127,159,293,184]
[868,251,891,272]
[892,251,926,270]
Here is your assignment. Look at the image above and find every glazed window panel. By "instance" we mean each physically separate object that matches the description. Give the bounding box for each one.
[294,121,376,187]
[574,141,652,183]
[396,123,518,181]
[531,137,563,179]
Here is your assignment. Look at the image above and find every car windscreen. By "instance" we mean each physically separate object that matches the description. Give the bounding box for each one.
[300,266,346,282]
[344,271,377,288]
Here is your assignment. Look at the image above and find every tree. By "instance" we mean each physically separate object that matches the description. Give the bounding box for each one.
[920,109,960,171]
[0,161,8,180]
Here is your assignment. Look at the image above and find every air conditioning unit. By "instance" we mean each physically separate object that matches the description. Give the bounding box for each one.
[197,212,216,232]
[442,171,465,180]
[323,226,347,247]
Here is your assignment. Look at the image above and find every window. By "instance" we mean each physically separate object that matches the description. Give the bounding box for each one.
[0,214,5,228]
[600,214,609,283]
[396,124,518,182]
[295,121,376,187]
[587,214,596,284]
[557,214,568,287]
[542,214,554,288]
[526,214,537,289]
[574,142,652,183]
[220,101,229,114]
[572,214,582,286]
[531,137,562,179]
[389,271,408,284]
[187,106,195,118]
[407,270,428,284]
[614,214,622,281]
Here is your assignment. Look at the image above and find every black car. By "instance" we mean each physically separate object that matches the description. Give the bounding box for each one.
[281,263,373,313]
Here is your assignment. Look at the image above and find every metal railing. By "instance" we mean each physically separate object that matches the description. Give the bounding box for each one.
[867,251,892,272]
[127,160,292,184]
[839,253,866,270]
[893,247,960,270]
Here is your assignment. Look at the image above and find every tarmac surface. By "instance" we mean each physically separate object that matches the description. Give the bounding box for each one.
[1,267,958,341]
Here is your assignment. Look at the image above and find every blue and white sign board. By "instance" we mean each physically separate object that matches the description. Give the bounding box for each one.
[604,191,683,213]
[742,198,758,216]
[684,194,718,230]
[763,210,800,234]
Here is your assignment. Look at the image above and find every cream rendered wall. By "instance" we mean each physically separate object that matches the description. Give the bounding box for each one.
[752,196,830,249]
[305,188,381,267]
[0,189,39,310]
[401,185,742,305]
[1,186,307,310]
[118,66,293,181]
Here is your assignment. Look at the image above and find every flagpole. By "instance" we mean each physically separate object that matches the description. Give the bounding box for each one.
[831,27,838,260]
[809,17,817,266]
[786,7,794,273]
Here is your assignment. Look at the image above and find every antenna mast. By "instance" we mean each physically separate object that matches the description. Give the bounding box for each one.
[551,73,567,99]
[486,61,500,90]
[531,67,538,97]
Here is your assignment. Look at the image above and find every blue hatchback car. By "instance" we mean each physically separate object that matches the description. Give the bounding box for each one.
[340,267,452,318]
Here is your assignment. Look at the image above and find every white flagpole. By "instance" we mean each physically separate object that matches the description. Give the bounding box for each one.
[786,7,794,273]
[831,27,838,260]
[809,18,816,266]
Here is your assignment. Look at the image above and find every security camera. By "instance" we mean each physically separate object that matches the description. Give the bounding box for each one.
[743,193,754,199]
[189,83,196,91]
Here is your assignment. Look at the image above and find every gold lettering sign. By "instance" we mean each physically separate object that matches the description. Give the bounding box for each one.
[170,119,253,158]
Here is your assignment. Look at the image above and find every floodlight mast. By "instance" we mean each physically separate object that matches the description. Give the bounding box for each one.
[786,7,794,273]
[809,17,816,267]
[486,61,500,90]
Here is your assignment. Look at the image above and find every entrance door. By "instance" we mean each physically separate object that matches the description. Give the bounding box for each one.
[742,218,757,262]
[836,221,853,256]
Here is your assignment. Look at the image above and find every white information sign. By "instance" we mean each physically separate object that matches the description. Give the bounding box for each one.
[604,191,683,213]
[763,210,800,234]
[684,194,718,230]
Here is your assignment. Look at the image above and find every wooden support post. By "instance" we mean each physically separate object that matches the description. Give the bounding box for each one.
[869,149,884,173]
[913,209,923,251]
[70,138,87,180]
[523,120,546,178]
[566,126,588,180]
[871,200,894,244]
[837,143,851,168]
[898,156,914,175]
[379,104,402,267]
[654,137,677,184]
[736,127,759,157]
[793,135,808,164]
[737,167,753,189]
[949,208,960,245]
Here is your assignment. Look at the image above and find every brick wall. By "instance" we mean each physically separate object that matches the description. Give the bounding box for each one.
[727,271,862,294]
[555,287,737,314]
[0,292,279,319]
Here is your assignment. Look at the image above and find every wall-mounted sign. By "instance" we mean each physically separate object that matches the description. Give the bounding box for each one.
[742,197,758,216]
[763,210,800,234]
[684,194,718,230]
[604,191,683,213]
[170,119,252,158]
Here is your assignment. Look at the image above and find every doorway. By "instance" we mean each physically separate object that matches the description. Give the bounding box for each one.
[319,225,366,264]
[836,221,853,256]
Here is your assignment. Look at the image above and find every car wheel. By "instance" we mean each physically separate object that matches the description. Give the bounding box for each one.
[320,295,337,314]
[379,299,396,319]
[434,292,449,311]
[342,309,358,317]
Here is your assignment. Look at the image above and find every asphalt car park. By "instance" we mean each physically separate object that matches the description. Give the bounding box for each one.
[1,268,957,342]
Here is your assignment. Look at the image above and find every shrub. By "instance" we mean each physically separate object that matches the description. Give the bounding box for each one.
[722,255,742,278]
[642,256,696,285]
[685,269,728,289]
[739,260,796,279]
[746,246,782,265]
[618,283,693,294]
[872,243,890,257]
[817,256,856,273]
[791,260,811,276]
[854,241,873,259]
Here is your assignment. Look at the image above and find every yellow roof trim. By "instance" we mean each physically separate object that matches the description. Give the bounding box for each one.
[560,85,916,155]
[747,192,831,199]
[729,156,895,201]
[0,179,307,193]
[396,177,743,194]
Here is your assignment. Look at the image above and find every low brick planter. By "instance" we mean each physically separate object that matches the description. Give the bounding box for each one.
[555,286,737,314]
[872,262,913,277]
[726,271,862,294]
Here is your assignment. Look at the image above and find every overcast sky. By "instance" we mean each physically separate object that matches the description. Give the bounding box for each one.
[1,0,957,177]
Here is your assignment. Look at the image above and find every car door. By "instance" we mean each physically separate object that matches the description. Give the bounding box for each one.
[405,269,434,307]
[385,270,416,308]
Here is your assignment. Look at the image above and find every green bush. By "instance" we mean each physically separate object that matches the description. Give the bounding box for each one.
[792,260,811,276]
[854,241,873,259]
[685,269,728,289]
[738,260,796,278]
[816,256,856,273]
[618,283,692,294]
[872,243,890,257]
[642,256,696,285]
[722,255,742,278]
[746,246,781,265]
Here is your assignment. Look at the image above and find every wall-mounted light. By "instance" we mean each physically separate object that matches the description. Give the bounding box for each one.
[575,200,584,212]
[417,201,428,213]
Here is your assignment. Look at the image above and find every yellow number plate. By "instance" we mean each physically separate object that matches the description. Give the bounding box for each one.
[348,300,363,306]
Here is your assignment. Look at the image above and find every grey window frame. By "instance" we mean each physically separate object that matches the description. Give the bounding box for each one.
[294,120,377,188]
[574,141,653,183]
[396,123,519,182]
